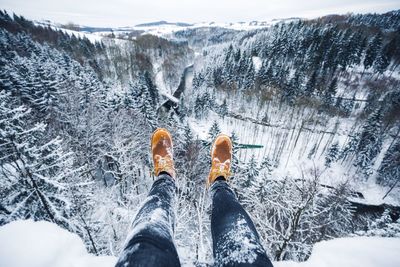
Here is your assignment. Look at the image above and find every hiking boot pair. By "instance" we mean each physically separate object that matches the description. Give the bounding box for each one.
[151,128,231,186]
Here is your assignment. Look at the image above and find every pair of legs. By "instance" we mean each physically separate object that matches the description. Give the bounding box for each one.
[115,129,273,267]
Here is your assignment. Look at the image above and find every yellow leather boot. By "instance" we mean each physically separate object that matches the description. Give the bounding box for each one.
[207,134,232,187]
[151,128,176,179]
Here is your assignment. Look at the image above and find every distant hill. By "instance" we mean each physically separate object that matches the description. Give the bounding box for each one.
[135,20,193,27]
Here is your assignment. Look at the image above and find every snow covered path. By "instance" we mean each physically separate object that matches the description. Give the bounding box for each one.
[1,220,399,267]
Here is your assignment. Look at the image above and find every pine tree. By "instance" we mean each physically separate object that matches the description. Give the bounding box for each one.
[218,99,228,118]
[257,61,273,86]
[354,109,383,174]
[377,139,400,186]
[229,131,242,175]
[304,71,317,97]
[375,38,396,74]
[260,156,273,175]
[208,120,221,141]
[323,78,337,107]
[194,95,203,119]
[0,91,76,229]
[143,71,159,107]
[242,155,259,188]
[182,123,194,152]
[129,76,158,129]
[363,33,383,70]
[325,142,339,167]
[141,90,157,130]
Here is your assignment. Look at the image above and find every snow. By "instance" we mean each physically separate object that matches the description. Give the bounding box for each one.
[1,220,398,267]
[0,220,117,267]
[161,91,180,103]
[34,21,103,43]
[153,61,171,95]
[214,215,264,265]
[70,20,282,40]
[252,56,262,72]
[274,237,400,267]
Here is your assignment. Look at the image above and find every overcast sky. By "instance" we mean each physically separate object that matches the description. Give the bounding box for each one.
[1,0,399,27]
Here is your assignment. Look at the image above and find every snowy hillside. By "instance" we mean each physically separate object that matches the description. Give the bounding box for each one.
[1,8,400,267]
[35,18,282,41]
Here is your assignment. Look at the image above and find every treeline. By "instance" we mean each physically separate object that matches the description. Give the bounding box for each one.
[194,18,400,109]
[191,13,400,187]
[0,10,105,71]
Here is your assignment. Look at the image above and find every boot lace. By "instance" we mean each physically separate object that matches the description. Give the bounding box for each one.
[154,155,175,175]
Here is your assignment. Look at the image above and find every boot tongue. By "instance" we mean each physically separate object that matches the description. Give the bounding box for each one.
[154,154,175,178]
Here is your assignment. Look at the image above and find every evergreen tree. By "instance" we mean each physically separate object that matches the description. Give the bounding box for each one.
[242,155,259,188]
[140,89,158,130]
[218,99,228,118]
[260,156,273,174]
[208,120,221,141]
[377,139,400,186]
[257,61,273,86]
[354,109,383,174]
[0,91,76,229]
[375,38,397,74]
[304,71,317,97]
[143,71,159,107]
[194,95,203,119]
[323,78,338,107]
[325,142,339,167]
[230,131,241,174]
[182,123,194,152]
[363,33,383,70]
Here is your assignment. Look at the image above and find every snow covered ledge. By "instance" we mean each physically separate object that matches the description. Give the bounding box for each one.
[274,237,400,267]
[0,220,399,267]
[0,220,116,267]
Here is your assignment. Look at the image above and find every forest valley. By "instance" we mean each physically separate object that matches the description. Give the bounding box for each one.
[0,9,400,265]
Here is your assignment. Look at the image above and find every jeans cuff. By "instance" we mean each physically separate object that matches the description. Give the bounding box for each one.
[209,180,235,197]
[152,173,176,189]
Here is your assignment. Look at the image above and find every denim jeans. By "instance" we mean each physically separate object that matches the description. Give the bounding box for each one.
[115,174,273,267]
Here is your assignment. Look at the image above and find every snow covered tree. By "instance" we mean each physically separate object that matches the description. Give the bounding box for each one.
[304,70,317,97]
[375,38,396,74]
[363,33,383,70]
[355,209,400,238]
[208,120,221,141]
[230,131,241,174]
[0,91,76,229]
[194,95,203,119]
[140,90,158,130]
[323,78,337,107]
[377,138,400,186]
[241,155,259,188]
[218,99,228,118]
[243,174,353,261]
[354,109,383,175]
[325,142,339,167]
[260,156,273,174]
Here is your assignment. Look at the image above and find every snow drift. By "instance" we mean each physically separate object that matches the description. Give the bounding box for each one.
[0,220,116,267]
[1,220,399,267]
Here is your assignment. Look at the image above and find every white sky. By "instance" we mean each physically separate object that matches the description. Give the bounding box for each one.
[1,0,399,27]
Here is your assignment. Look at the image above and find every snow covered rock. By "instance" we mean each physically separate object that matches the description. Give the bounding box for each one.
[0,220,116,267]
[1,220,399,267]
[274,237,400,267]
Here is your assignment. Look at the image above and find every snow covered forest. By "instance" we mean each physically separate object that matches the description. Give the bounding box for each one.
[1,9,400,266]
